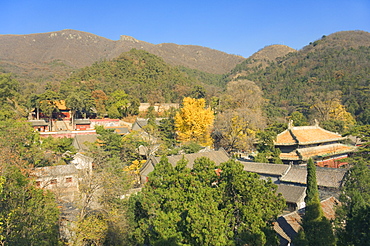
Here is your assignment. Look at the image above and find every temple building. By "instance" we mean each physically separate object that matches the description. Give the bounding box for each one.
[274,121,356,167]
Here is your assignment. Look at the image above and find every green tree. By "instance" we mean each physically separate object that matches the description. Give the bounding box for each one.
[107,90,139,118]
[66,92,85,129]
[320,119,346,134]
[180,141,202,154]
[92,90,108,118]
[127,96,140,116]
[128,157,285,245]
[213,112,257,154]
[0,73,19,105]
[0,74,26,119]
[107,90,129,118]
[0,118,47,167]
[254,129,283,164]
[0,151,60,245]
[290,111,308,126]
[38,90,60,130]
[95,125,123,157]
[95,125,146,164]
[296,158,335,246]
[28,93,42,120]
[40,136,75,164]
[74,145,132,245]
[146,105,156,126]
[345,124,370,162]
[120,131,147,163]
[188,85,206,99]
[158,108,178,147]
[336,161,370,245]
[65,91,95,125]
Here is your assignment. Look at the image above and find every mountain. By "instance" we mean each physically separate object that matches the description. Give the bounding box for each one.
[230,30,370,124]
[0,29,245,80]
[60,49,207,103]
[229,44,296,79]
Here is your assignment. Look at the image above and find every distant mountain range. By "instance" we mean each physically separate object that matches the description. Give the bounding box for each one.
[1,29,369,124]
[0,29,245,75]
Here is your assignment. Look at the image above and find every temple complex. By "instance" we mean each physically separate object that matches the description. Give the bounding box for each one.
[274,121,355,167]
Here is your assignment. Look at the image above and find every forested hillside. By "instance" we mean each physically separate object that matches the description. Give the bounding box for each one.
[230,44,296,77]
[0,29,245,90]
[229,30,370,125]
[59,49,223,103]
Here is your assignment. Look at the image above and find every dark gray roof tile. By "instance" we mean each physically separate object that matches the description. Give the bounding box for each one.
[240,161,290,176]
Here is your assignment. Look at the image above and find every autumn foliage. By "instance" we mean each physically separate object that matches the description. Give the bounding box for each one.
[175,97,214,146]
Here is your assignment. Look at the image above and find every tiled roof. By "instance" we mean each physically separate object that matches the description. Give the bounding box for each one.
[275,129,296,145]
[28,120,48,126]
[31,164,77,178]
[151,149,229,169]
[275,125,345,146]
[280,165,347,188]
[274,211,302,246]
[72,134,98,152]
[240,161,290,176]
[276,184,306,204]
[105,126,129,135]
[321,196,341,220]
[280,151,300,160]
[54,100,68,110]
[274,196,340,245]
[75,119,91,125]
[298,144,355,160]
[280,143,355,161]
[132,118,164,131]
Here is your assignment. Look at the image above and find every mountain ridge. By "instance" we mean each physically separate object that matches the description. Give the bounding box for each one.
[230,30,370,124]
[0,29,245,75]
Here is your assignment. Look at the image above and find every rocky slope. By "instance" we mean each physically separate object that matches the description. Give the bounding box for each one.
[0,29,245,75]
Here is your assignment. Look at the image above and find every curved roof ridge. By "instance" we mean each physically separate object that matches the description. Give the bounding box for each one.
[291,125,319,130]
[314,125,342,137]
[276,129,290,137]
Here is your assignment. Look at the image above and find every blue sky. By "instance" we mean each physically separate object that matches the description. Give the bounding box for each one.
[2,0,370,57]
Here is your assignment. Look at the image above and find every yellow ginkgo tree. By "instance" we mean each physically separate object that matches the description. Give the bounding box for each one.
[175,97,214,147]
[311,97,356,129]
[124,159,147,185]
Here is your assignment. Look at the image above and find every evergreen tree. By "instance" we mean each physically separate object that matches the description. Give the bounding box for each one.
[296,158,336,246]
[0,73,24,120]
[254,129,283,164]
[346,125,370,162]
[290,111,308,126]
[305,158,319,204]
[158,108,178,147]
[336,161,370,245]
[128,157,285,245]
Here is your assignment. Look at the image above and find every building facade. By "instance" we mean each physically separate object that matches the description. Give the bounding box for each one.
[274,121,355,167]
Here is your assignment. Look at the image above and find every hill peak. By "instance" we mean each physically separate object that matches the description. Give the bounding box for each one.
[230,44,296,79]
[119,35,140,43]
[301,30,370,52]
[250,44,296,61]
[0,29,246,86]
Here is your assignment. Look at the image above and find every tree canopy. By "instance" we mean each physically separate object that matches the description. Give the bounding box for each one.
[295,159,335,246]
[128,157,285,245]
[0,127,60,245]
[336,161,370,245]
[175,97,214,147]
